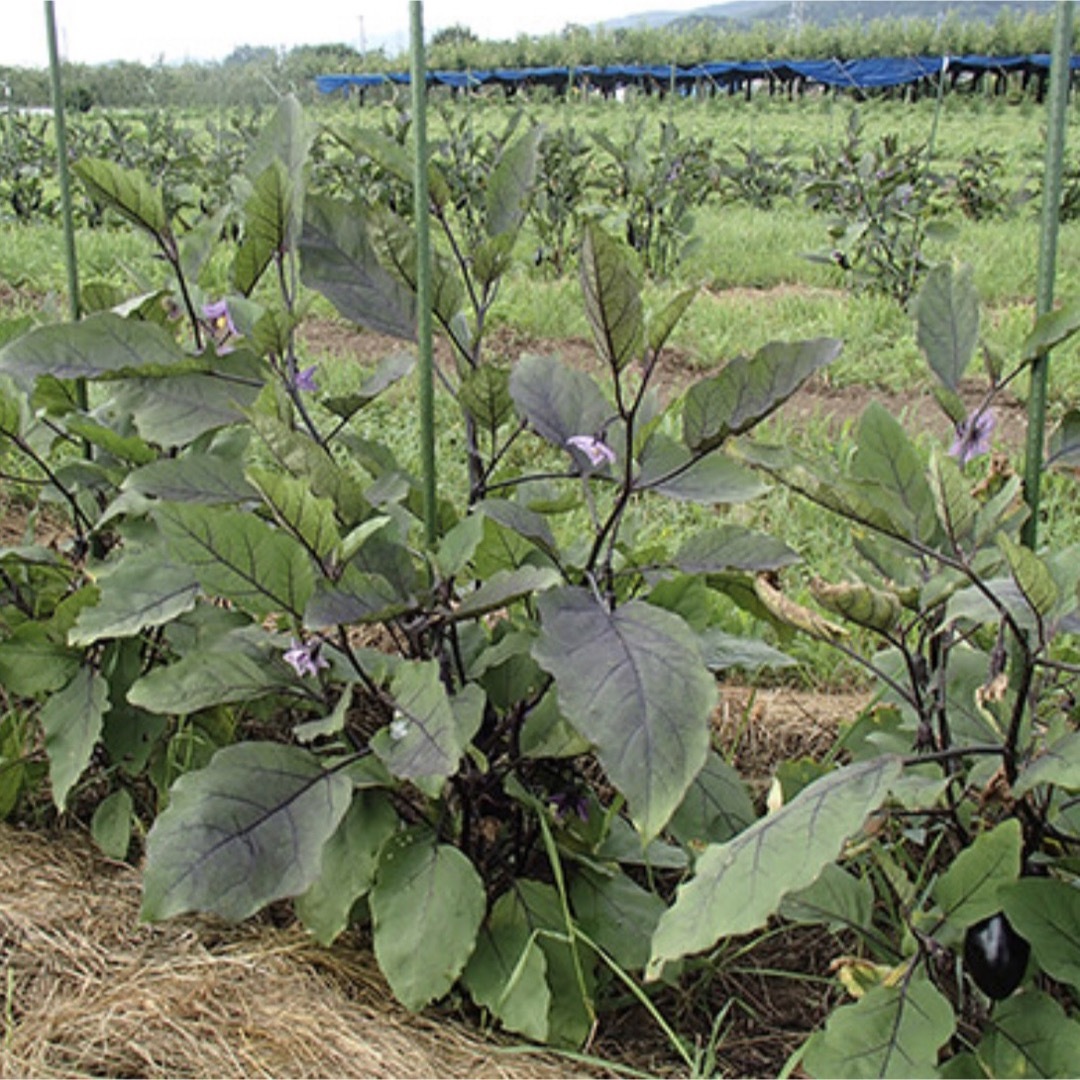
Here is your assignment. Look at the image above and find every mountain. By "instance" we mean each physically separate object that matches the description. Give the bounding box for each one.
[599,1,1054,33]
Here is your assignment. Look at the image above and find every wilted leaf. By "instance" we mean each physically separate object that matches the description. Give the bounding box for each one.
[141,742,353,921]
[533,587,714,841]
[810,578,902,634]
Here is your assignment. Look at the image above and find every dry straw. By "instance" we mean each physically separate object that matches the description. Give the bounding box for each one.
[0,825,591,1079]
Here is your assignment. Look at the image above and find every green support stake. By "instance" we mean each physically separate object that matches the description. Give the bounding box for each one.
[44,1,80,326]
[1022,0,1074,550]
[410,1,438,548]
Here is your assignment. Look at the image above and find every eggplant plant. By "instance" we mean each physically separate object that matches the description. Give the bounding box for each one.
[0,94,839,1051]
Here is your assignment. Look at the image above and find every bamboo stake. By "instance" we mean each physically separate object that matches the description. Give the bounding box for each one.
[410,1,437,547]
[1022,0,1073,550]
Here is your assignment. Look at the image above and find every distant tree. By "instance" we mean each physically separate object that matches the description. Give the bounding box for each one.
[430,24,479,48]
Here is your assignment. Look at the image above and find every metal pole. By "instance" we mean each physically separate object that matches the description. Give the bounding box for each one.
[1022,0,1073,550]
[410,1,437,547]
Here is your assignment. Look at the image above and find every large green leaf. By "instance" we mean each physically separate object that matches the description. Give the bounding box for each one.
[486,126,541,238]
[41,665,108,811]
[68,549,199,646]
[1001,878,1080,993]
[570,866,665,970]
[648,755,902,975]
[127,650,290,715]
[371,829,486,1011]
[462,889,551,1043]
[514,879,596,1048]
[155,502,315,619]
[508,353,613,451]
[459,365,513,431]
[997,532,1060,621]
[533,587,714,841]
[779,862,874,933]
[682,338,841,453]
[73,157,168,239]
[234,161,291,296]
[914,262,979,392]
[247,468,340,563]
[370,660,464,788]
[0,625,81,697]
[323,351,415,423]
[667,749,757,848]
[453,566,561,620]
[300,194,416,341]
[801,973,955,1079]
[1047,409,1080,469]
[932,819,1022,936]
[141,742,352,922]
[112,350,265,447]
[852,402,940,545]
[0,313,185,383]
[580,222,644,373]
[696,627,795,672]
[674,525,800,574]
[123,453,257,504]
[304,567,407,627]
[635,435,767,504]
[1013,730,1080,796]
[295,789,398,946]
[975,991,1080,1078]
[1022,297,1080,361]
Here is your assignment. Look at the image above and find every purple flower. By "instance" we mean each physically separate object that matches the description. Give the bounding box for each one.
[949,409,996,466]
[566,434,616,468]
[203,299,236,336]
[550,790,589,824]
[294,364,318,393]
[283,638,329,678]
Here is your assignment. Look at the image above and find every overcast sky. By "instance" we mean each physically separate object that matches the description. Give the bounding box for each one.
[2,1,699,67]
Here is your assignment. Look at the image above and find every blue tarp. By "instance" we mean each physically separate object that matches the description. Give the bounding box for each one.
[316,54,1073,95]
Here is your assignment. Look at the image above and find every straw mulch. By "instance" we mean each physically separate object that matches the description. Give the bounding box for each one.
[0,825,594,1080]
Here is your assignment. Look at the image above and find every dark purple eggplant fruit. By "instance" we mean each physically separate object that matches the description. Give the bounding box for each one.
[963,912,1030,1000]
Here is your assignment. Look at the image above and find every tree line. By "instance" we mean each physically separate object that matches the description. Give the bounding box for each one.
[0,6,1065,111]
